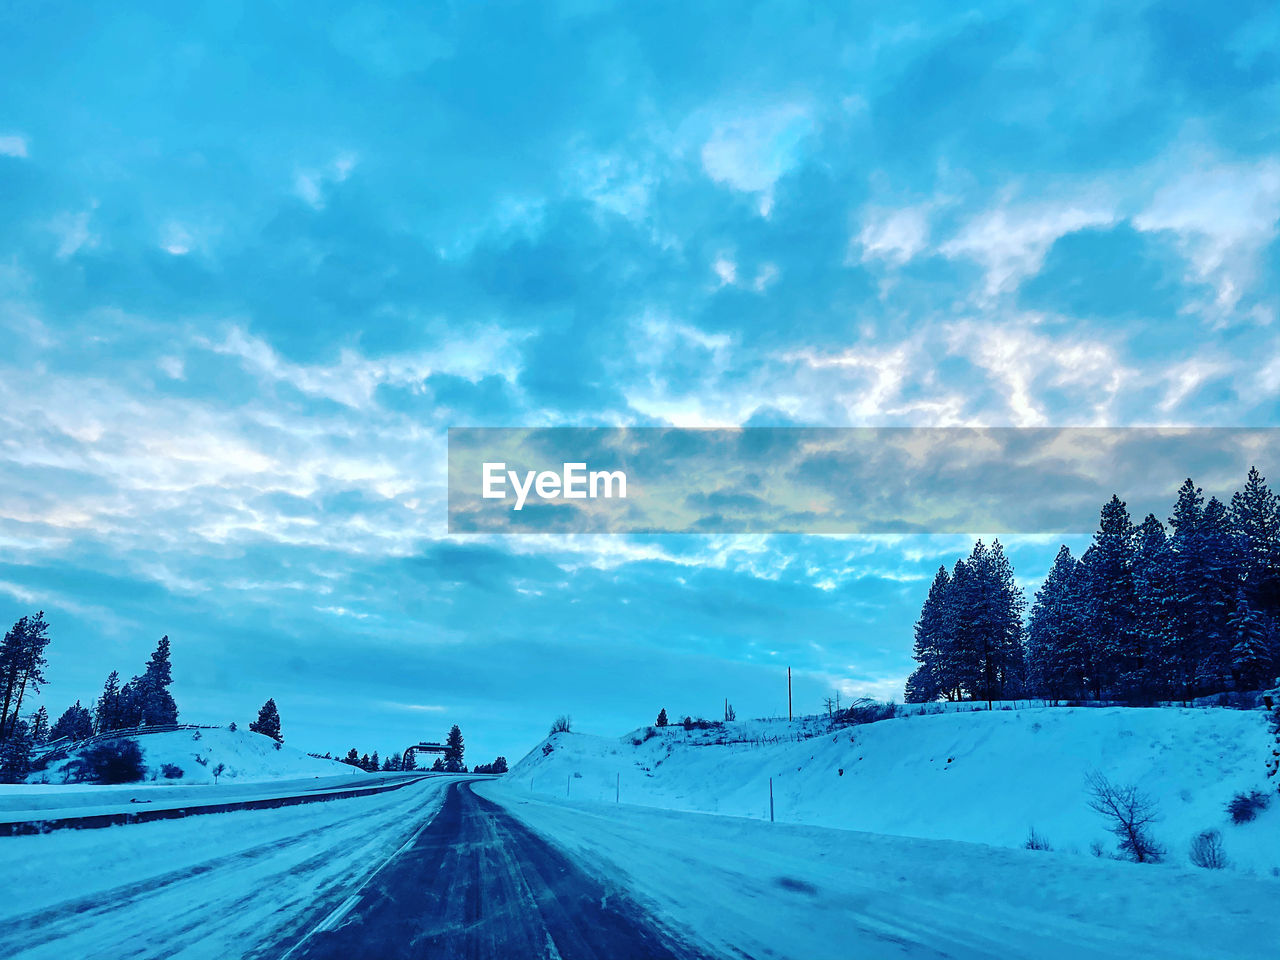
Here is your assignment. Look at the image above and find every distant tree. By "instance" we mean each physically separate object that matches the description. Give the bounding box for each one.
[0,611,52,742]
[249,698,282,742]
[492,756,508,773]
[402,749,417,771]
[549,715,572,735]
[444,725,465,772]
[1027,545,1088,700]
[212,762,226,784]
[369,751,380,772]
[1230,467,1280,621]
[48,700,93,742]
[343,748,360,766]
[382,753,399,771]
[431,756,445,772]
[655,708,668,727]
[724,701,736,722]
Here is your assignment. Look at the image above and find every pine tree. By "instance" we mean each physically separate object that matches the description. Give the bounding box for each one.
[906,566,952,702]
[1228,588,1273,691]
[95,671,124,733]
[0,612,52,742]
[1230,467,1280,620]
[138,636,179,725]
[444,724,465,772]
[431,756,445,772]
[344,748,360,766]
[0,717,33,783]
[30,705,49,743]
[1193,498,1241,693]
[370,751,380,772]
[48,701,93,742]
[359,752,371,771]
[1081,496,1142,700]
[1133,514,1178,699]
[656,708,668,727]
[1027,545,1085,701]
[1168,479,1206,698]
[249,698,283,742]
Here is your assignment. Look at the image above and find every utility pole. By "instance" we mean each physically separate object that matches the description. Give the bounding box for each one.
[769,777,775,823]
[787,667,792,721]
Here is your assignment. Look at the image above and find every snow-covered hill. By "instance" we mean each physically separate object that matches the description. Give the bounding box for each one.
[28,727,359,786]
[504,705,1280,874]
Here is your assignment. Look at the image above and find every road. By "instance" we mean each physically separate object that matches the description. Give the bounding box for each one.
[280,780,714,960]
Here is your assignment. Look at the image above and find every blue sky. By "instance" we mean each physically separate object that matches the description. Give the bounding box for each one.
[1,1,1278,763]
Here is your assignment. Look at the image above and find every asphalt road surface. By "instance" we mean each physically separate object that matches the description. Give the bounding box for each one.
[280,780,715,960]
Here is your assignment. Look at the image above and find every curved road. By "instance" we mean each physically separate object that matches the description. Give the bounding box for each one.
[279,780,716,960]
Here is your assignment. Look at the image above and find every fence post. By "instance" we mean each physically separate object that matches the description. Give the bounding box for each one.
[616,772,620,803]
[769,777,774,823]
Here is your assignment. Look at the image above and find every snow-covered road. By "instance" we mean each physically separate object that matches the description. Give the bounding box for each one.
[2,774,1277,959]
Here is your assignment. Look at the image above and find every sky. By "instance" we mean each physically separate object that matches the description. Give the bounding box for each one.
[1,0,1278,764]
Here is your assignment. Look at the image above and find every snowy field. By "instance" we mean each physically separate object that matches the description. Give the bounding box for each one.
[481,781,1280,960]
[511,705,1280,874]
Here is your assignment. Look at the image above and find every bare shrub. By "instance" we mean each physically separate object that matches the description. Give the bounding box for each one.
[1086,771,1165,863]
[1188,829,1228,869]
[549,715,573,735]
[1024,827,1052,851]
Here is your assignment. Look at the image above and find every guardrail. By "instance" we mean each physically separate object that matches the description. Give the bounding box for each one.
[31,723,229,765]
[0,774,435,837]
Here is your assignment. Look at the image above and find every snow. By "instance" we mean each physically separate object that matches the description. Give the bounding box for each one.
[21,727,358,787]
[481,781,1280,960]
[0,777,455,960]
[508,705,1280,874]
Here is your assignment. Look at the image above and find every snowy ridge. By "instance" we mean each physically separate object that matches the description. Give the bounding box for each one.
[505,705,1280,873]
[21,727,359,788]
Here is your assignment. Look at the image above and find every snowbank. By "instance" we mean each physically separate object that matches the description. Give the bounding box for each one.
[504,706,1280,874]
[25,727,358,788]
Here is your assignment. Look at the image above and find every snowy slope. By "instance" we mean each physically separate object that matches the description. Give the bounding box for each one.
[23,727,358,787]
[505,706,1280,874]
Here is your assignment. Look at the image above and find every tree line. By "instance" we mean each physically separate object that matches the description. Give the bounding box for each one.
[313,724,506,774]
[907,468,1280,705]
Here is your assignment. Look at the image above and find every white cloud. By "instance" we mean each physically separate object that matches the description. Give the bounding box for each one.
[0,135,28,158]
[1134,156,1280,318]
[700,104,813,214]
[942,196,1115,298]
[294,152,359,209]
[854,204,931,266]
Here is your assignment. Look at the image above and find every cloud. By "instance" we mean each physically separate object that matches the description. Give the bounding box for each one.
[0,135,28,158]
[700,104,813,213]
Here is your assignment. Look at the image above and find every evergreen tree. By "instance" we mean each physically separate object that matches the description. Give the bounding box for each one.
[431,756,445,771]
[1230,467,1280,619]
[1027,545,1085,701]
[370,751,380,772]
[30,705,49,743]
[343,748,360,766]
[1168,479,1207,698]
[402,749,417,771]
[444,724,465,772]
[95,671,124,733]
[0,612,52,742]
[249,698,283,742]
[1132,515,1178,699]
[1080,496,1142,700]
[655,708,668,727]
[0,717,33,784]
[1227,588,1274,690]
[138,636,179,725]
[905,566,952,702]
[1193,498,1241,693]
[48,701,93,742]
[359,752,371,770]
